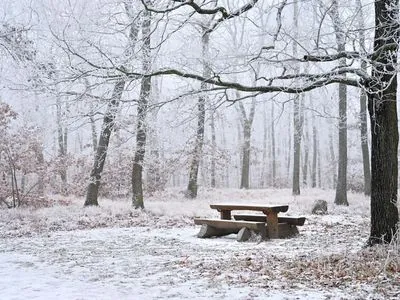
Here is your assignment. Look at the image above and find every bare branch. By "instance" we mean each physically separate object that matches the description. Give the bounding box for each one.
[206,0,260,33]
[304,51,361,62]
[140,0,259,34]
[123,68,360,94]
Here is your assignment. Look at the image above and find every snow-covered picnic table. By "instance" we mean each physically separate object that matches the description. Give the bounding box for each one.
[194,203,305,241]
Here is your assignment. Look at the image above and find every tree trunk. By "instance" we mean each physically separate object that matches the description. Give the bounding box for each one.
[367,0,399,245]
[186,23,210,197]
[334,80,348,205]
[132,6,151,209]
[287,111,292,184]
[271,101,276,187]
[292,94,302,195]
[210,109,216,188]
[292,0,302,195]
[56,96,68,195]
[240,120,251,189]
[89,101,98,154]
[85,80,125,206]
[329,0,348,205]
[311,119,318,188]
[302,112,309,186]
[220,116,230,187]
[356,0,371,196]
[237,93,256,190]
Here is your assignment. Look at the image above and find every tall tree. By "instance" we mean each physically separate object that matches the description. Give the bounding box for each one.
[85,2,140,206]
[210,108,217,188]
[238,96,256,189]
[292,0,302,195]
[85,80,125,206]
[328,0,349,206]
[366,0,399,244]
[56,95,68,195]
[270,101,276,187]
[311,115,318,188]
[132,3,152,209]
[302,102,309,187]
[186,24,210,198]
[356,0,371,196]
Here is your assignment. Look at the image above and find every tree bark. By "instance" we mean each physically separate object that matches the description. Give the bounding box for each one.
[302,111,309,186]
[330,0,348,205]
[271,101,276,187]
[210,109,216,188]
[85,80,125,206]
[240,119,251,189]
[89,101,98,154]
[334,79,348,205]
[287,111,292,184]
[238,95,256,189]
[292,0,302,195]
[311,118,318,188]
[367,0,399,245]
[292,94,302,195]
[260,101,268,188]
[56,96,68,195]
[132,6,152,209]
[186,27,210,198]
[356,0,371,196]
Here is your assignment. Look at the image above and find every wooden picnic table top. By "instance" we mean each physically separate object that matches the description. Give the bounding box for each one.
[209,203,289,213]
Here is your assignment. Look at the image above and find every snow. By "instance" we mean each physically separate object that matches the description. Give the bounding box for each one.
[0,188,399,299]
[0,227,349,300]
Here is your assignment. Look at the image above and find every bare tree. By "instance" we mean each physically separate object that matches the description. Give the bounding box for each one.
[132,3,152,209]
[356,0,371,196]
[186,24,210,198]
[56,95,68,195]
[238,95,256,189]
[327,0,349,206]
[210,108,217,188]
[312,115,318,188]
[366,0,399,245]
[85,80,126,206]
[270,101,276,187]
[85,1,140,206]
[292,0,303,195]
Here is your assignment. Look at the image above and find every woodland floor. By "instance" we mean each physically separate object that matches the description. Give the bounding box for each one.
[0,188,399,299]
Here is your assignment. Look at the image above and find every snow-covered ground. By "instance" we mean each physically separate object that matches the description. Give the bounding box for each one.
[0,188,399,299]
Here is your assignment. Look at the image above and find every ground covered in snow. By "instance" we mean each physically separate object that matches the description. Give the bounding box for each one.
[0,188,399,299]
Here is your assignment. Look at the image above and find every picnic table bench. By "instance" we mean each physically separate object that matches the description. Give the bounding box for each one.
[194,203,306,242]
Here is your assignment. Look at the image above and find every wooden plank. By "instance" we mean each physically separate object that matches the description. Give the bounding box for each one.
[234,214,306,226]
[194,218,265,231]
[210,203,289,213]
[194,219,298,239]
[234,214,266,222]
[278,217,306,226]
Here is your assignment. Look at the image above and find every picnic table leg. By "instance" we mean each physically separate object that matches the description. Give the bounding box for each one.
[266,212,279,239]
[220,210,231,220]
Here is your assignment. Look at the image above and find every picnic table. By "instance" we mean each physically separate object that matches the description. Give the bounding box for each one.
[194,203,305,242]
